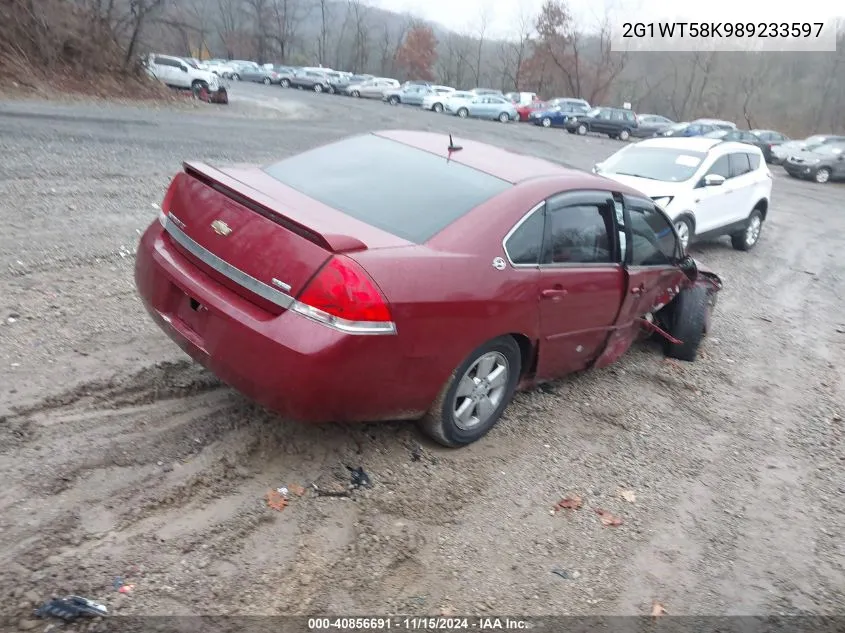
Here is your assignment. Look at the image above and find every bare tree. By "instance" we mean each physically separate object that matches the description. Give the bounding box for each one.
[269,0,311,62]
[498,1,533,91]
[376,14,410,77]
[470,3,490,86]
[316,0,329,65]
[347,0,370,72]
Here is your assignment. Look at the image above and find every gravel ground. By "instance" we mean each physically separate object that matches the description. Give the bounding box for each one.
[1,82,844,627]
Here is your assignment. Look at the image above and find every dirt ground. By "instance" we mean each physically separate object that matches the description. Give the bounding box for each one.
[1,84,843,628]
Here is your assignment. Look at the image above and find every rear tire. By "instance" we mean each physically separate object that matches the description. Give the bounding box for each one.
[313,83,323,93]
[433,102,443,112]
[262,77,271,85]
[663,286,709,362]
[542,117,551,127]
[281,78,290,88]
[814,167,831,184]
[352,90,360,97]
[498,112,510,123]
[389,95,400,105]
[419,336,522,448]
[619,128,631,141]
[232,73,240,81]
[457,107,468,118]
[577,123,588,135]
[731,208,764,251]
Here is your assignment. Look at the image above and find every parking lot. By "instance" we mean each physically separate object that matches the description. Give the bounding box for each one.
[1,81,844,620]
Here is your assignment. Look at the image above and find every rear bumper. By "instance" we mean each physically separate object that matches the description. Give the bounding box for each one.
[783,163,815,178]
[134,223,429,423]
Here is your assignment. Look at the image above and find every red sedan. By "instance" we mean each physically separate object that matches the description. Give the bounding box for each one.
[517,101,548,122]
[135,131,722,447]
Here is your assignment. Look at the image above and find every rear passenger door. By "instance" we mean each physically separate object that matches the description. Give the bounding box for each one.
[534,191,625,379]
[727,152,756,223]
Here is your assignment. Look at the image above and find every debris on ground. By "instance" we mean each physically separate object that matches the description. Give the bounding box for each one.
[551,568,570,579]
[552,495,583,513]
[276,486,289,496]
[410,443,423,462]
[594,508,623,526]
[651,601,667,618]
[112,577,134,593]
[265,489,289,511]
[347,465,372,488]
[312,483,351,498]
[35,596,108,621]
[288,483,306,497]
[618,489,637,503]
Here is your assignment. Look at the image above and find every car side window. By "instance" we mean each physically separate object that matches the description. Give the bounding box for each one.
[747,153,761,170]
[707,155,731,179]
[624,111,636,122]
[542,196,616,265]
[611,110,625,121]
[626,198,678,266]
[729,152,751,177]
[504,206,545,265]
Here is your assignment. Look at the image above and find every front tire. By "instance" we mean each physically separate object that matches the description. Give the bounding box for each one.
[280,78,290,88]
[498,112,510,123]
[673,216,693,252]
[433,102,443,113]
[419,336,522,448]
[352,90,360,97]
[577,123,588,135]
[542,117,551,127]
[731,208,763,251]
[262,77,271,85]
[619,128,631,141]
[814,167,831,184]
[232,73,240,81]
[389,95,400,105]
[663,286,709,362]
[313,83,323,93]
[457,107,468,118]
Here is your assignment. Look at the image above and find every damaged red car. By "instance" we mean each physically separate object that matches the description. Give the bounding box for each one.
[134,131,722,447]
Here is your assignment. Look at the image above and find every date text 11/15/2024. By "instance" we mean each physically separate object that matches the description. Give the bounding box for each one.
[308,617,530,630]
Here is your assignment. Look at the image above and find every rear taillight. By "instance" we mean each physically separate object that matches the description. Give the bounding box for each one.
[293,256,395,334]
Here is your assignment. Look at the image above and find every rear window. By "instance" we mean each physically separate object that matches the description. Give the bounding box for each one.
[262,134,512,243]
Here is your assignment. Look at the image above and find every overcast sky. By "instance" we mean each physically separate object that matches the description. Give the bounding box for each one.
[369,0,843,41]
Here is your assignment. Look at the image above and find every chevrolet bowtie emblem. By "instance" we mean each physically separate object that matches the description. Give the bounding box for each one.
[210,220,232,236]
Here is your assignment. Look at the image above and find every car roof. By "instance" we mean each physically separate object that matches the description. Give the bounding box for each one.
[374,130,612,186]
[631,137,761,154]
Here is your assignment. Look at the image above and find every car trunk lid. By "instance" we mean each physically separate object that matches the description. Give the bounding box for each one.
[161,161,409,314]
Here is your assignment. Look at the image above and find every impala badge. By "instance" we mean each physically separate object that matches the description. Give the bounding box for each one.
[211,220,232,236]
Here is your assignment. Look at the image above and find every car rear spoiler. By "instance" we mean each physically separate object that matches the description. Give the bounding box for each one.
[182,161,368,254]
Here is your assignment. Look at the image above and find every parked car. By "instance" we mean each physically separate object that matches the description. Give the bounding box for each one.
[345,77,400,98]
[770,135,845,164]
[329,73,372,94]
[702,129,761,145]
[748,130,789,163]
[594,137,772,252]
[420,86,457,112]
[439,90,475,113]
[658,122,720,138]
[783,141,845,183]
[273,66,297,86]
[692,118,736,130]
[446,94,518,122]
[505,92,539,105]
[237,63,276,84]
[564,106,639,140]
[135,130,723,448]
[205,59,236,78]
[383,84,434,106]
[401,80,431,88]
[145,54,224,100]
[632,114,675,138]
[531,99,591,128]
[516,100,548,122]
[229,61,261,80]
[289,69,332,92]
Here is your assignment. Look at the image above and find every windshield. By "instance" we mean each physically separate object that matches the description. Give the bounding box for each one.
[703,130,728,139]
[602,147,706,182]
[585,107,601,117]
[813,144,845,156]
[804,135,827,145]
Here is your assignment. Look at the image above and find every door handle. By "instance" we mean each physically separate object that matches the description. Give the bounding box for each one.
[630,283,645,295]
[541,288,568,300]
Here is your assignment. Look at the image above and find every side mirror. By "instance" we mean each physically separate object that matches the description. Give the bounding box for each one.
[593,162,604,173]
[703,174,725,187]
[180,65,188,72]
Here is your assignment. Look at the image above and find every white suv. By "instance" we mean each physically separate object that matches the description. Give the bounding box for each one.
[594,137,773,251]
[146,54,220,95]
